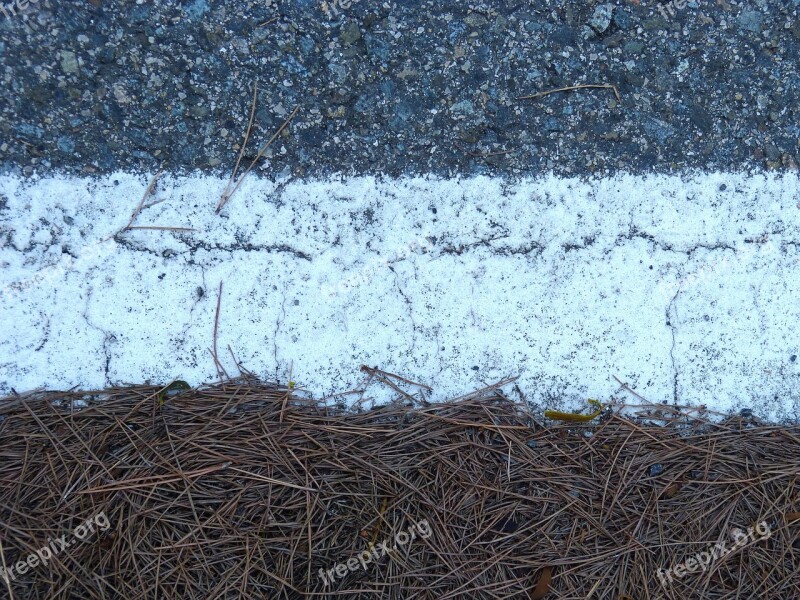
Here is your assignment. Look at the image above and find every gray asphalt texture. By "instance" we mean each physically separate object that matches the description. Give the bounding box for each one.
[0,0,799,177]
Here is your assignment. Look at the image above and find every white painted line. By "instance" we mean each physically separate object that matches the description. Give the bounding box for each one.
[1,172,798,418]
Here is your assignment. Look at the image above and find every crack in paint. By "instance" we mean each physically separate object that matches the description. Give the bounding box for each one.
[82,290,115,387]
[112,236,313,261]
[389,266,417,355]
[614,226,737,256]
[666,289,680,404]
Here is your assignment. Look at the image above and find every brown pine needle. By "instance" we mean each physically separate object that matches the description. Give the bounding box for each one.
[126,169,163,229]
[0,380,798,598]
[208,281,229,381]
[107,169,193,238]
[125,226,196,232]
[216,104,300,214]
[218,83,260,213]
[613,374,649,402]
[518,83,621,103]
[0,536,15,600]
[77,462,231,494]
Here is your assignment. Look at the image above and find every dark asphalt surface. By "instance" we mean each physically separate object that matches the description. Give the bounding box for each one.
[0,0,798,178]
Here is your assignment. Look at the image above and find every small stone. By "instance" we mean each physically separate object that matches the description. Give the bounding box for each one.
[353,94,373,114]
[613,9,633,30]
[738,10,763,34]
[465,13,488,27]
[643,117,676,145]
[642,17,668,31]
[492,15,508,32]
[602,31,625,48]
[364,33,389,61]
[544,117,563,132]
[15,123,45,139]
[589,4,614,34]
[623,40,645,54]
[189,105,209,118]
[791,19,800,40]
[185,0,209,20]
[450,99,475,116]
[790,354,797,363]
[765,144,780,162]
[113,83,130,105]
[57,136,75,153]
[340,21,361,46]
[231,38,249,55]
[326,106,346,119]
[787,154,800,171]
[59,50,79,75]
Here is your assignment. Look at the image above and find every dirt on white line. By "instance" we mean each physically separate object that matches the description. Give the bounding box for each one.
[1,171,798,419]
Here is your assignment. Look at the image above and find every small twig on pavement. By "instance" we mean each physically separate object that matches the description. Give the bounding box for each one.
[125,226,196,232]
[209,281,229,381]
[518,83,621,103]
[125,169,163,230]
[612,375,649,403]
[216,86,300,214]
[107,169,194,239]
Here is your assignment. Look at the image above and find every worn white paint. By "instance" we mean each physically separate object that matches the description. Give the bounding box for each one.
[1,172,798,418]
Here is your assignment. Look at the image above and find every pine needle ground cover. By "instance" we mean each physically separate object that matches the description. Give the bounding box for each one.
[0,377,798,599]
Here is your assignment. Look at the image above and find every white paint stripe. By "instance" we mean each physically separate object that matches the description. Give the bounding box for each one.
[1,172,799,418]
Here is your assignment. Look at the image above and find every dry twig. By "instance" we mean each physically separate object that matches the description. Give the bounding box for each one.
[216,84,300,214]
[108,169,196,238]
[518,83,622,103]
[208,281,229,381]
